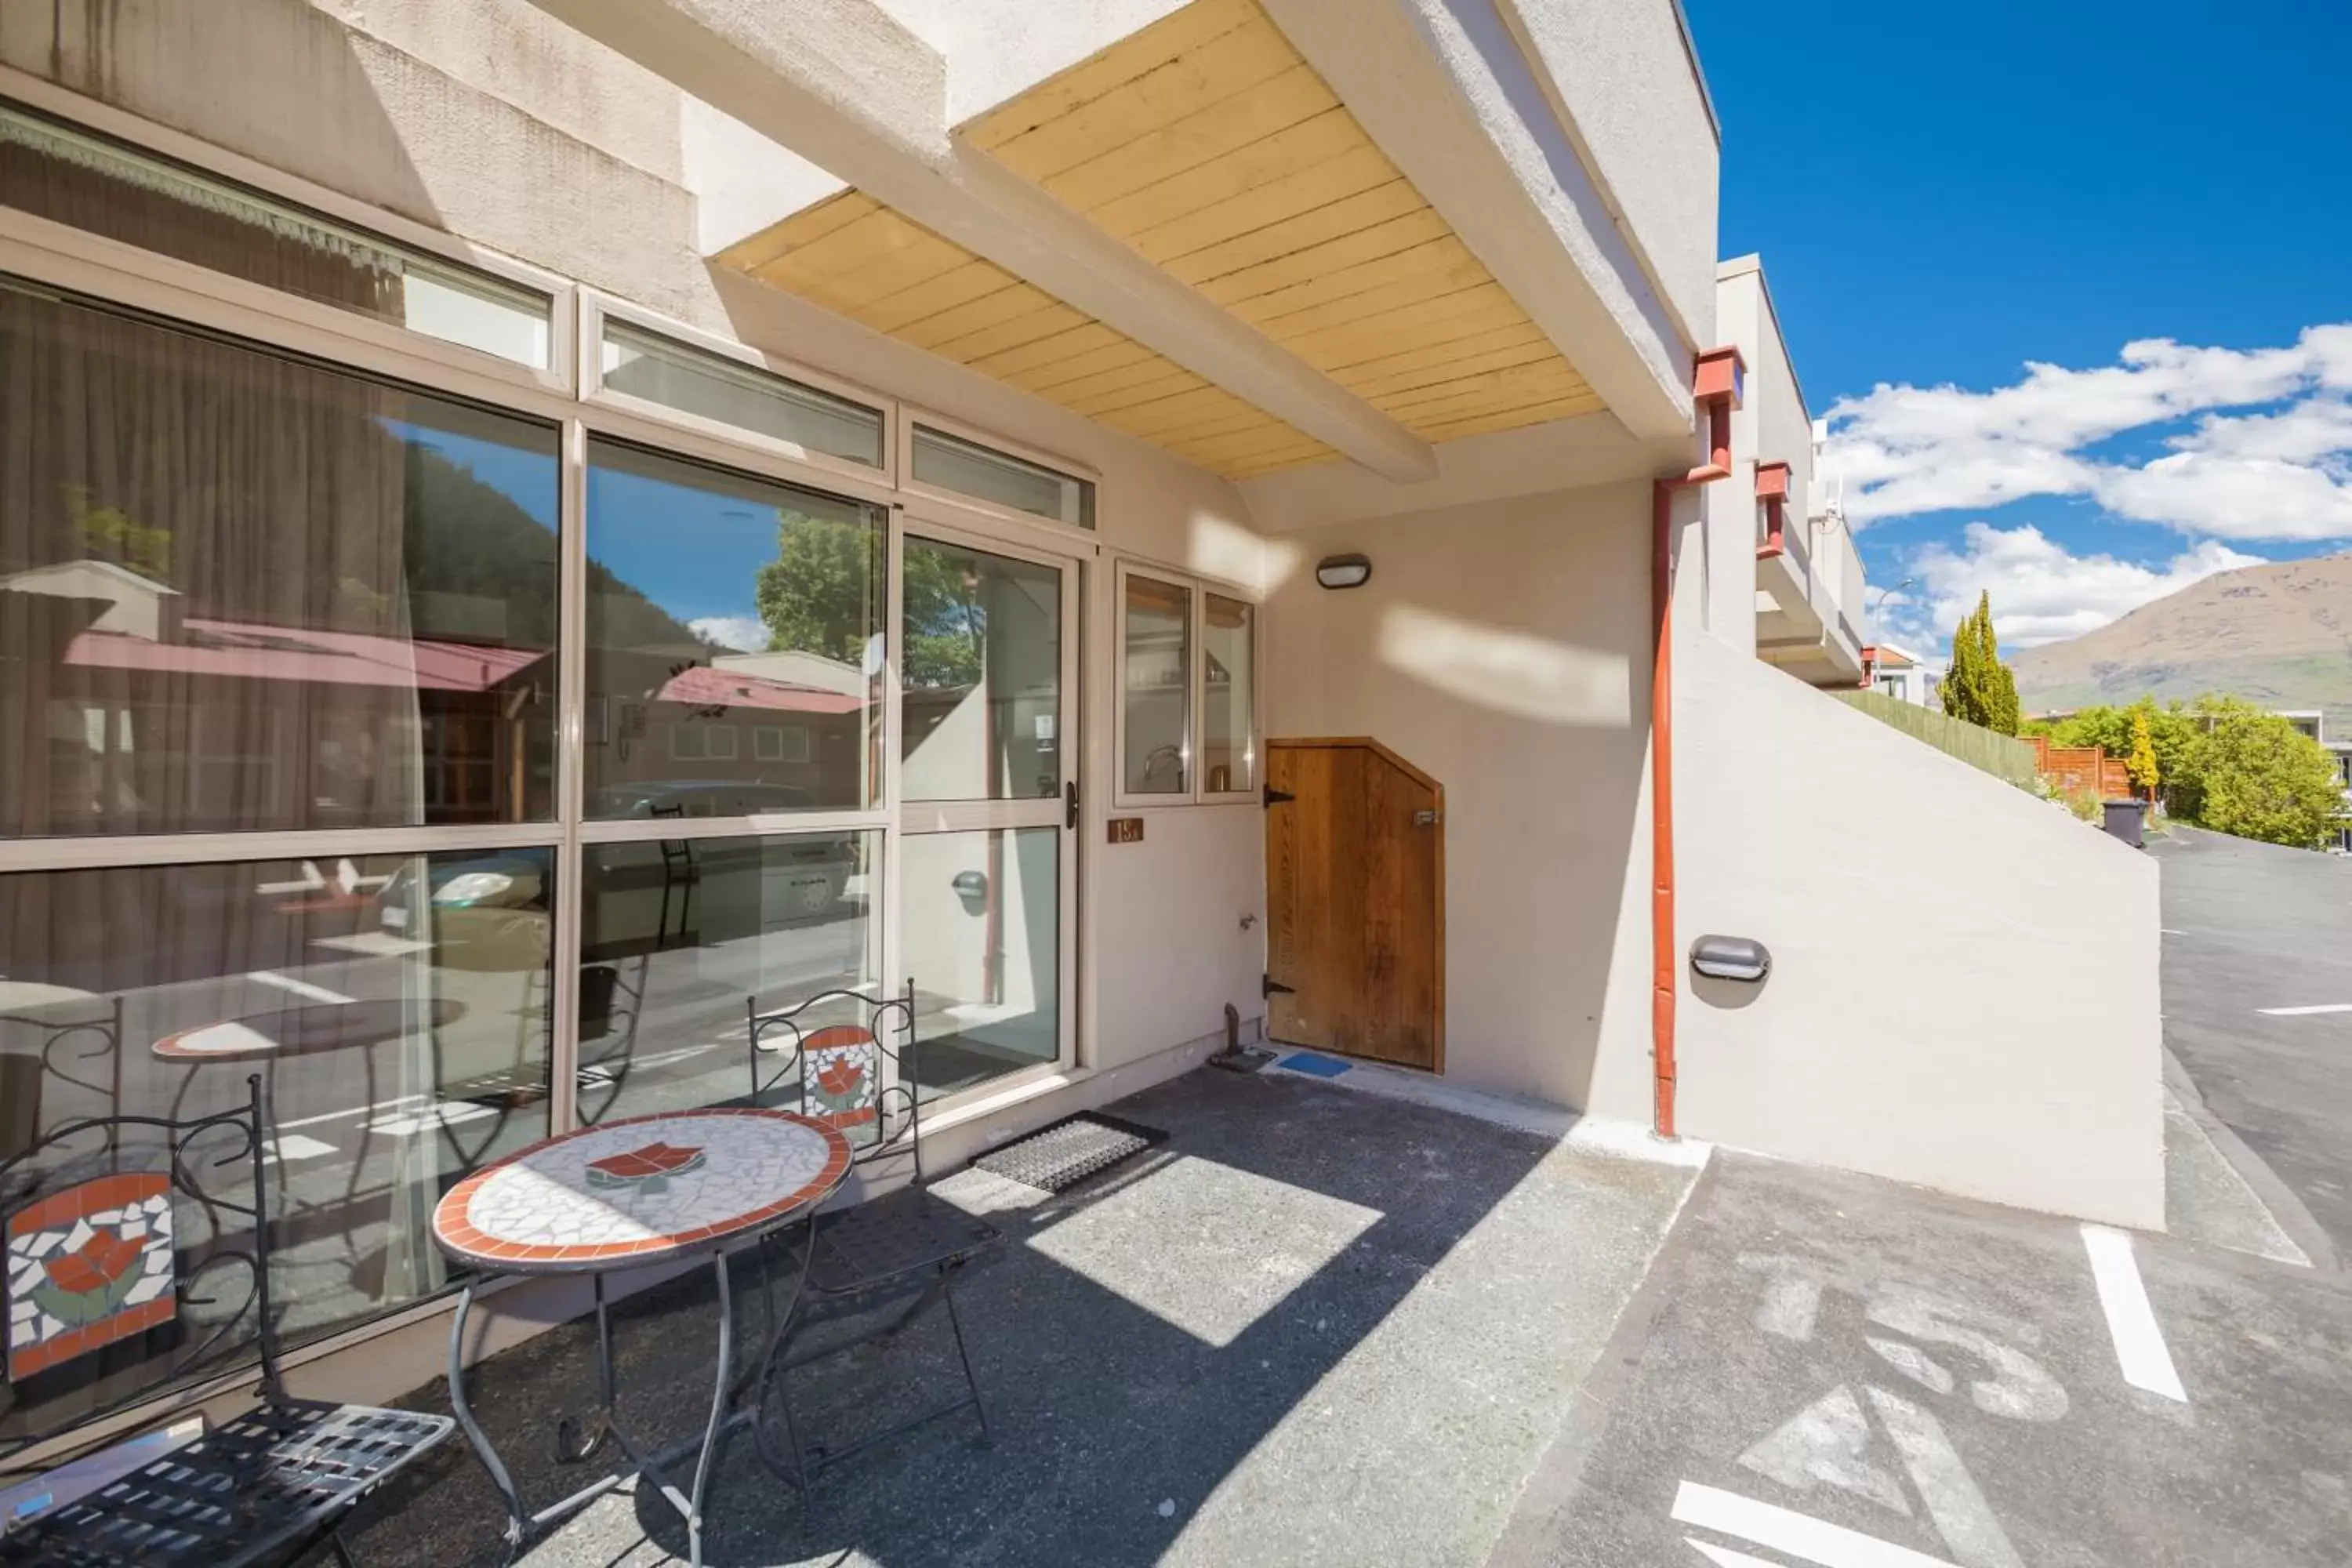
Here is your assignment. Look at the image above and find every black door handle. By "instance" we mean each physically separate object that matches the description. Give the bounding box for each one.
[1066,779,1080,829]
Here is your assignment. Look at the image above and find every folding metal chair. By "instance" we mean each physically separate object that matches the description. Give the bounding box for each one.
[741,983,1002,1492]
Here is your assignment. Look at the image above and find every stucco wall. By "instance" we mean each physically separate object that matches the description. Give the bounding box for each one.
[1671,636,2165,1229]
[1261,483,1654,1108]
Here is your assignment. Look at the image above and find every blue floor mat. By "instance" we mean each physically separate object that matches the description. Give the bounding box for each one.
[1276,1051,1353,1079]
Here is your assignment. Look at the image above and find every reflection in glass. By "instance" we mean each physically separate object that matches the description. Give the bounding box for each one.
[0,852,553,1340]
[0,285,561,837]
[1123,575,1191,796]
[579,832,878,1123]
[599,321,884,469]
[0,103,551,366]
[900,539,1062,802]
[910,425,1094,529]
[1203,593,1255,793]
[584,439,884,817]
[899,829,1058,1101]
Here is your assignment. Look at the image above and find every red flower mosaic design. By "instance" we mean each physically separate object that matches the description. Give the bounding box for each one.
[586,1142,706,1192]
[7,1172,176,1381]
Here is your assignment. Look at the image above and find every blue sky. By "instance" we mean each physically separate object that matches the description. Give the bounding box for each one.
[1682,0,2352,655]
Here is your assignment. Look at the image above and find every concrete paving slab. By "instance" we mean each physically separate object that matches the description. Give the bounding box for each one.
[344,1065,1698,1567]
[1496,1152,2352,1568]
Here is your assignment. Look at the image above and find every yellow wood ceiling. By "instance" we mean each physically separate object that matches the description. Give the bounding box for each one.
[718,0,1602,481]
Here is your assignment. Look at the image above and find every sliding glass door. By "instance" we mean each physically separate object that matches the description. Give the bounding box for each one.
[894,521,1080,1102]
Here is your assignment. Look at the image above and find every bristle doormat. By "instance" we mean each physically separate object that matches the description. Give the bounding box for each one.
[970,1112,1169,1192]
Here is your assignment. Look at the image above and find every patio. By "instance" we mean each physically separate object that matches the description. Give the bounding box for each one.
[336,1065,1698,1567]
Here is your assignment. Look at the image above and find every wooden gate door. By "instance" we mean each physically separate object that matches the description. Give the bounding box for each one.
[1263,738,1443,1070]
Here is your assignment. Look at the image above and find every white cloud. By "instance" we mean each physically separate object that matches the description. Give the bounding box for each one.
[1824,325,2352,539]
[1889,523,2263,649]
[688,615,768,652]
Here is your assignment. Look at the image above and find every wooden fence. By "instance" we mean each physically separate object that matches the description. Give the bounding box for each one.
[2027,736,2133,799]
[1830,690,2041,789]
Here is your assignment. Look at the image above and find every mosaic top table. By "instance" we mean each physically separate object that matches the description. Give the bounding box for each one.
[431,1107,852,1567]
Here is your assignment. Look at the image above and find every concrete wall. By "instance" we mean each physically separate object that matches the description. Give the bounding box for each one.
[1671,635,2165,1229]
[1261,482,1654,1108]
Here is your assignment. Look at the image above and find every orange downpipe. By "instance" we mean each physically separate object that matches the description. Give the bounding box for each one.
[1650,393,1733,1139]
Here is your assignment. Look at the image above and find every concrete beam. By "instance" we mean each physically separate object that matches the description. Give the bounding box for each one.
[1264,0,1697,445]
[522,0,1439,481]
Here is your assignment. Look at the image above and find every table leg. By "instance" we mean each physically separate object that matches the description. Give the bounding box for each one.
[750,1210,822,1494]
[687,1253,736,1567]
[446,1279,528,1564]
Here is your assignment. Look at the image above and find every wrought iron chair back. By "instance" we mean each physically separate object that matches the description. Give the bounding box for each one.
[746,982,924,1181]
[0,1073,279,1469]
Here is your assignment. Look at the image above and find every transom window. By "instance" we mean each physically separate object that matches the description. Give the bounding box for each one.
[911,423,1094,530]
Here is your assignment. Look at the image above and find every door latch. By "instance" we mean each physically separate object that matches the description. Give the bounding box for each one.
[1262,974,1295,998]
[1264,784,1294,806]
[1066,779,1080,829]
[1413,808,1440,826]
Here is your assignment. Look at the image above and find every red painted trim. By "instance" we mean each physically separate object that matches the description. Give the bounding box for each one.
[1650,346,1740,1142]
[1754,461,1791,501]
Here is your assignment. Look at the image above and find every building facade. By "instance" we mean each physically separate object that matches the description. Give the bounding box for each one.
[0,0,2161,1429]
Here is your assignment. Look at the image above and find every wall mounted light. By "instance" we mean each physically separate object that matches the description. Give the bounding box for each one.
[1690,935,1771,984]
[1315,553,1372,590]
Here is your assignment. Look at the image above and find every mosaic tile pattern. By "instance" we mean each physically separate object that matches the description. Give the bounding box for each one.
[6,1173,176,1381]
[433,1109,849,1275]
[803,1025,880,1130]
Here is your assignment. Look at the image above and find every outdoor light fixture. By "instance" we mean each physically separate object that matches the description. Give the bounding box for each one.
[1315,553,1372,590]
[1690,935,1771,984]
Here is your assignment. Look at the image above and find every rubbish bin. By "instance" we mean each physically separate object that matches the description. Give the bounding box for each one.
[2100,798,2146,848]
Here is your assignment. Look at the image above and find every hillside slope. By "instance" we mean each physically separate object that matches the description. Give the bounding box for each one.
[2013,554,2352,728]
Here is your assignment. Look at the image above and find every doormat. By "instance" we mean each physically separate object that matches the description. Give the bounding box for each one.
[971,1112,1169,1192]
[1274,1051,1353,1079]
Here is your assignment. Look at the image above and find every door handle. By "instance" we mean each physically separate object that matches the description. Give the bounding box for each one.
[1413,809,1440,826]
[1066,779,1080,830]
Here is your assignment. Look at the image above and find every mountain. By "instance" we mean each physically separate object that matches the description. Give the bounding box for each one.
[2012,553,2352,730]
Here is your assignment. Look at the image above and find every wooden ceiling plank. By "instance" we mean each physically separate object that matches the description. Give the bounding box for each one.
[717,190,877,273]
[858,259,1020,336]
[1164,178,1425,285]
[1234,235,1485,332]
[1321,320,1549,387]
[1127,143,1398,263]
[1194,207,1448,307]
[1220,443,1340,478]
[1094,383,1255,439]
[1009,339,1167,394]
[1174,419,1335,465]
[971,320,1131,381]
[895,282,1062,351]
[927,300,1094,365]
[1343,340,1566,402]
[803,230,978,317]
[987,16,1302,183]
[1088,106,1367,241]
[754,207,938,296]
[1413,393,1608,443]
[964,0,1260,148]
[1053,361,1208,414]
[1291,284,1523,370]
[1045,65,1338,216]
[1375,364,1592,424]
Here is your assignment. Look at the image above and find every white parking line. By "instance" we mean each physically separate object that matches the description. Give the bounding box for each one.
[1672,1482,1958,1567]
[2256,1003,2352,1016]
[2080,1225,2187,1403]
[248,970,357,1005]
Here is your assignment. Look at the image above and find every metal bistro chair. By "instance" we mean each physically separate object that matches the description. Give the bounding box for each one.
[742,983,1002,1493]
[0,1075,448,1567]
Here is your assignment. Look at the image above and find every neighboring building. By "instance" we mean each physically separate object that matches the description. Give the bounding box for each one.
[0,0,2159,1432]
[1860,641,1938,707]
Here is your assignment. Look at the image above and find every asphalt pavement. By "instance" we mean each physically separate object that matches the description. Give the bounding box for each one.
[2154,826,2352,1263]
[1494,1152,2352,1567]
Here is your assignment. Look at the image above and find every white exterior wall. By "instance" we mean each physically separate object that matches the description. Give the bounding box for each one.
[1261,483,1654,1109]
[1672,636,2165,1228]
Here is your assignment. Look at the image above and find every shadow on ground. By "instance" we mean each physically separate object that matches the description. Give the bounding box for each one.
[344,1067,1693,1568]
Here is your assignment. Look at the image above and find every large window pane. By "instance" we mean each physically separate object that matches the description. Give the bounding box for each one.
[901,538,1062,802]
[1122,575,1190,796]
[601,321,883,469]
[584,440,884,817]
[0,851,553,1363]
[0,102,551,367]
[911,425,1093,529]
[0,285,560,837]
[579,831,878,1123]
[1202,593,1256,793]
[899,829,1058,1102]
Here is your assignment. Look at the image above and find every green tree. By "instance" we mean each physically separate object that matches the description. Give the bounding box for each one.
[2185,695,2343,848]
[2052,698,2200,808]
[753,514,987,688]
[2126,708,2160,798]
[1940,592,2020,735]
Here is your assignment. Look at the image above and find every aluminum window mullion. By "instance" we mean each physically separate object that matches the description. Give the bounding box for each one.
[575,812,893,844]
[0,824,563,874]
[550,416,589,1136]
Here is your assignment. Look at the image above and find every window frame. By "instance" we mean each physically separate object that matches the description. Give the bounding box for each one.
[897,404,1100,536]
[1111,557,1261,809]
[581,291,898,491]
